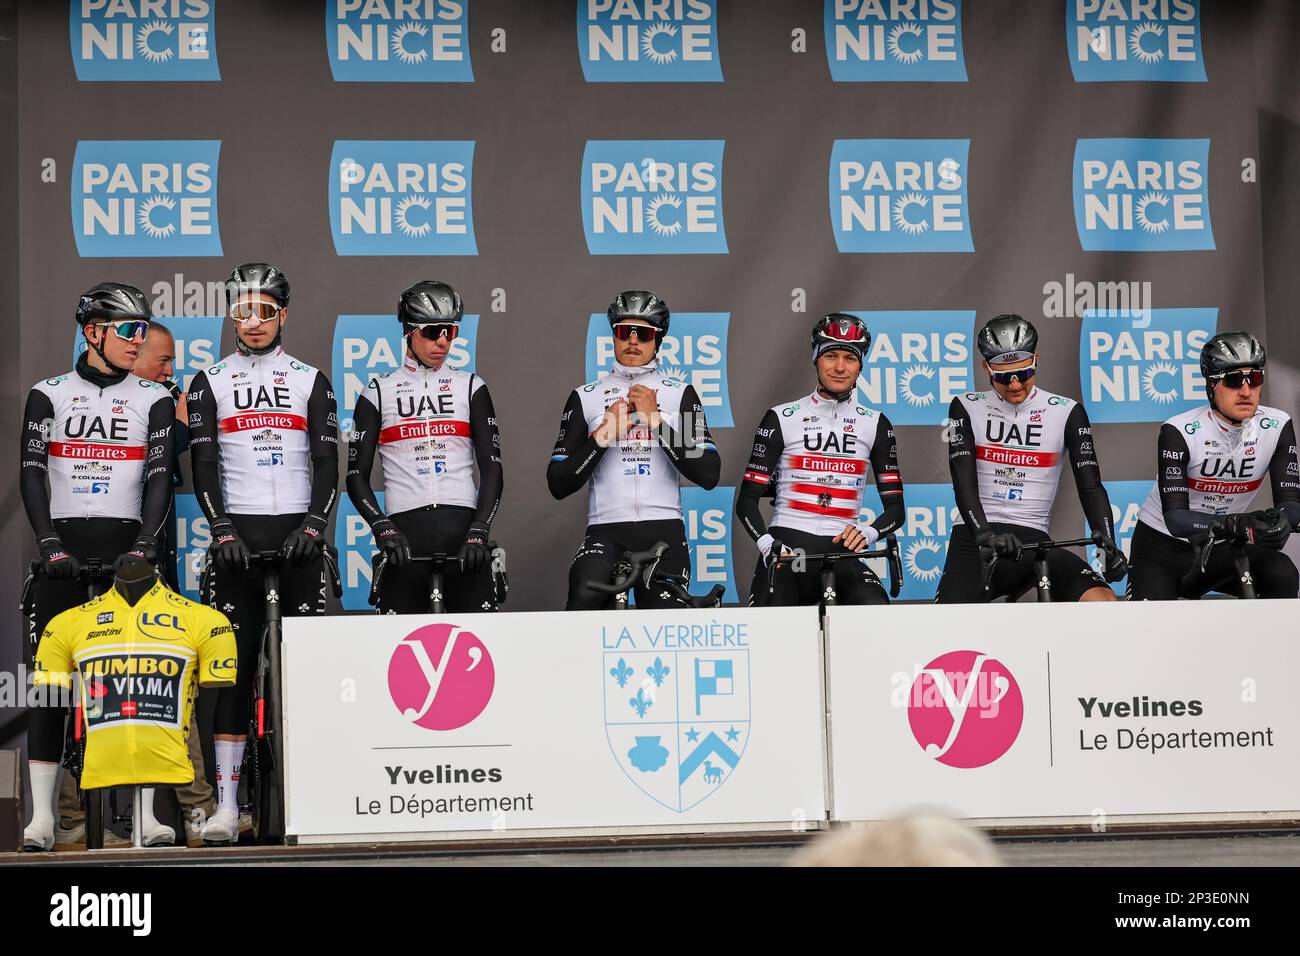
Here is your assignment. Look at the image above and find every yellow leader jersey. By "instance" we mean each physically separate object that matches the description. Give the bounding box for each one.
[33,580,237,790]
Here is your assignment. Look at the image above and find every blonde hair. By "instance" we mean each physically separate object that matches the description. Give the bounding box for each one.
[790,816,1001,868]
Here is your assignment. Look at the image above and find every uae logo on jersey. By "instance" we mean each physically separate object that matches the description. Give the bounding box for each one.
[831,139,973,252]
[580,0,722,82]
[330,141,477,256]
[582,140,727,255]
[71,0,219,81]
[859,482,958,601]
[1073,139,1213,251]
[1067,0,1205,83]
[826,0,967,82]
[327,0,473,82]
[853,310,974,425]
[1080,307,1216,423]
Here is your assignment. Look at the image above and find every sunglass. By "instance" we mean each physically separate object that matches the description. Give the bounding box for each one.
[94,319,150,341]
[612,323,658,342]
[1212,369,1264,390]
[819,324,869,343]
[229,301,283,325]
[408,323,459,342]
[988,363,1036,386]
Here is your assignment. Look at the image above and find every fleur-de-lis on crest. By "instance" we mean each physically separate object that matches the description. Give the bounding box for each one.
[609,658,634,688]
[646,657,671,687]
[629,688,653,719]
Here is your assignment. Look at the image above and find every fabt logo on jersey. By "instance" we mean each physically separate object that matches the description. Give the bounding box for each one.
[826,0,967,82]
[1087,479,1151,595]
[336,493,382,611]
[1067,0,1205,83]
[1073,138,1213,251]
[582,140,727,255]
[71,0,220,81]
[327,0,473,82]
[579,0,722,82]
[854,310,974,425]
[1080,307,1215,423]
[831,139,972,252]
[332,314,479,432]
[859,482,958,601]
[683,486,737,604]
[72,140,222,257]
[329,140,477,256]
[585,312,732,427]
[906,650,1023,768]
[174,494,210,600]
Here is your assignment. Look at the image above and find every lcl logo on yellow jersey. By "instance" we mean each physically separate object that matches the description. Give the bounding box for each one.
[138,611,187,639]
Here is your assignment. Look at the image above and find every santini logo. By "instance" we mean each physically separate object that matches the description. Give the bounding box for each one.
[579,0,721,82]
[826,0,967,81]
[50,885,151,936]
[71,0,219,81]
[327,0,473,82]
[1067,0,1205,82]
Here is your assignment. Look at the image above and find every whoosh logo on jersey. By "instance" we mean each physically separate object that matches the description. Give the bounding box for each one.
[859,482,958,601]
[853,310,974,425]
[579,0,722,82]
[826,0,967,82]
[582,140,727,255]
[1066,0,1205,83]
[1073,139,1213,251]
[831,139,972,252]
[71,0,220,82]
[327,0,473,82]
[72,140,222,257]
[585,312,732,427]
[1088,479,1152,595]
[331,314,479,432]
[906,650,1023,768]
[1080,307,1216,423]
[330,140,477,256]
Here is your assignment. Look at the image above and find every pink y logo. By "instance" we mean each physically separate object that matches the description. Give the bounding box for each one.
[906,650,1023,769]
[387,623,494,731]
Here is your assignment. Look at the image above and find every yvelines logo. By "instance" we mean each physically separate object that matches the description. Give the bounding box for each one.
[327,0,473,82]
[826,0,966,82]
[72,140,222,257]
[330,141,477,256]
[71,0,219,82]
[582,140,727,255]
[855,310,974,425]
[831,139,972,252]
[1080,307,1215,423]
[585,312,732,426]
[1067,0,1205,83]
[579,0,722,82]
[906,650,1023,768]
[860,482,957,601]
[1073,138,1213,251]
[388,623,494,731]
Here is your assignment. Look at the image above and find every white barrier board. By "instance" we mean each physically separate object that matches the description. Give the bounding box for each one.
[283,607,824,839]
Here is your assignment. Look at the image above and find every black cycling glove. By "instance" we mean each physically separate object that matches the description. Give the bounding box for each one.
[282,514,327,568]
[210,517,251,574]
[38,533,80,581]
[372,518,412,568]
[458,522,492,574]
[977,530,1023,559]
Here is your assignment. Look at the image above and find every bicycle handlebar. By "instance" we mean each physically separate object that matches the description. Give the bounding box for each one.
[587,543,669,596]
[770,535,903,599]
[979,531,1116,593]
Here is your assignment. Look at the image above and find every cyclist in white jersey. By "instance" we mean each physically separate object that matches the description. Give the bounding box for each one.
[548,291,720,610]
[1129,331,1300,599]
[936,315,1125,603]
[736,313,905,606]
[347,281,503,613]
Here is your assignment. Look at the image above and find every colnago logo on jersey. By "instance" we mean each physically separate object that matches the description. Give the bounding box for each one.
[831,139,972,252]
[72,313,220,391]
[71,0,220,81]
[327,0,473,82]
[1087,479,1151,595]
[1066,0,1205,83]
[1073,138,1213,251]
[330,140,477,256]
[826,0,967,82]
[854,310,973,425]
[859,482,958,601]
[336,493,382,611]
[579,0,722,82]
[1080,307,1215,423]
[174,493,209,600]
[72,140,222,257]
[585,312,731,427]
[331,314,478,433]
[582,140,727,255]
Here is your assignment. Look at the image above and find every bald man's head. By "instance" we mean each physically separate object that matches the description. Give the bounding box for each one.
[133,322,175,383]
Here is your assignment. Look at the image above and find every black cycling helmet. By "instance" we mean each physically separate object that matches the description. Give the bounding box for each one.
[398,280,464,326]
[1200,331,1266,403]
[977,314,1038,364]
[75,282,151,326]
[225,262,290,308]
[811,312,870,363]
[607,290,670,336]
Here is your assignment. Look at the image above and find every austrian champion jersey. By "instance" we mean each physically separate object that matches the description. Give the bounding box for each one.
[27,369,170,521]
[33,581,236,790]
[356,355,484,513]
[1138,404,1297,537]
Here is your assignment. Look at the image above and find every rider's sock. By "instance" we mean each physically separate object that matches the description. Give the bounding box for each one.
[138,788,164,834]
[28,761,59,832]
[214,740,246,815]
